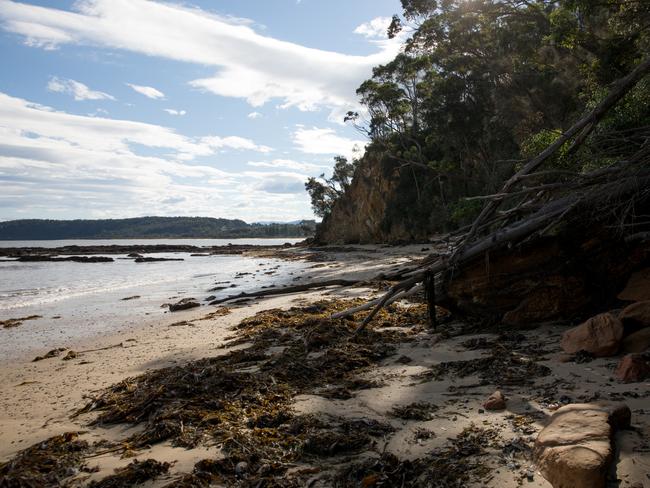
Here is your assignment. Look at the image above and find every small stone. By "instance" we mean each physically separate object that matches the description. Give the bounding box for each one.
[235,461,249,476]
[478,408,485,414]
[483,390,506,410]
[614,354,650,383]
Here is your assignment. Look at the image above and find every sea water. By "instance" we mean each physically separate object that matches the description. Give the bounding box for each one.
[0,238,307,360]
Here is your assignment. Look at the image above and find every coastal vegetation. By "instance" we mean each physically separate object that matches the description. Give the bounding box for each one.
[309,0,650,240]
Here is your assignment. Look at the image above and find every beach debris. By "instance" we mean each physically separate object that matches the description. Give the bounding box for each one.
[168,298,200,312]
[534,403,631,488]
[135,257,184,263]
[614,354,650,383]
[32,347,67,362]
[120,295,141,301]
[88,459,170,487]
[483,390,507,411]
[62,350,78,361]
[1,315,42,329]
[0,432,90,487]
[389,402,438,421]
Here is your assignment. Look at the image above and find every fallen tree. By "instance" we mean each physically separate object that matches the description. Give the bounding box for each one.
[333,56,650,330]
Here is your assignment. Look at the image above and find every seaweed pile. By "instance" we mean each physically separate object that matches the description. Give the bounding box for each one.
[421,332,552,386]
[0,432,90,487]
[333,425,500,487]
[67,301,426,485]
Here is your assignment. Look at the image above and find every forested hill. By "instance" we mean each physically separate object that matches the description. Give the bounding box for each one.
[307,0,650,243]
[0,217,315,240]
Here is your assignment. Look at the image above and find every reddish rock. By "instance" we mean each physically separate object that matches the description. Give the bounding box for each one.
[614,354,650,383]
[619,301,650,328]
[618,268,650,302]
[483,390,506,410]
[621,328,650,354]
[561,313,623,357]
[534,403,631,488]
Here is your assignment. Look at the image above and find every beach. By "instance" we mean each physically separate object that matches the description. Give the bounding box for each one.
[0,244,649,487]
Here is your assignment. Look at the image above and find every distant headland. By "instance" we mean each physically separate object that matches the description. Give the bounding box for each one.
[0,217,316,240]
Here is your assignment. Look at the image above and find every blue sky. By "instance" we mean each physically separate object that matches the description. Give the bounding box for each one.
[0,0,402,222]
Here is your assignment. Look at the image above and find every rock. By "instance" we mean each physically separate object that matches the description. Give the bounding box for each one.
[169,298,200,312]
[483,390,506,410]
[560,313,623,357]
[127,253,143,258]
[621,327,650,353]
[62,350,77,361]
[17,255,114,263]
[534,403,631,488]
[614,354,650,383]
[618,268,650,302]
[619,301,650,329]
[135,257,184,263]
[121,295,141,301]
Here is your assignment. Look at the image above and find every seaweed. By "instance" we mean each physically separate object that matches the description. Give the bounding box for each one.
[332,425,499,487]
[0,432,89,488]
[389,402,439,421]
[1,315,41,329]
[88,459,170,487]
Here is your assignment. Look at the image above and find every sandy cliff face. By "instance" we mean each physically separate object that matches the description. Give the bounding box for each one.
[316,153,436,244]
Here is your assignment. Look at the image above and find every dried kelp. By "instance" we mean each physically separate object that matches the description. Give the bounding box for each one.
[88,459,170,487]
[0,432,89,488]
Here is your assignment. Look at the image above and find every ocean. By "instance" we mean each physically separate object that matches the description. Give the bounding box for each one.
[0,238,307,360]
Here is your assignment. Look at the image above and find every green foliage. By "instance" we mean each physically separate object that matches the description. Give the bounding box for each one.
[305,156,358,218]
[449,199,483,227]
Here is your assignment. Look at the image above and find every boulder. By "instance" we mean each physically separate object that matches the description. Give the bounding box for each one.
[618,268,650,302]
[619,301,650,329]
[560,313,623,357]
[534,403,631,488]
[483,390,506,410]
[169,298,200,312]
[621,327,650,354]
[614,354,650,383]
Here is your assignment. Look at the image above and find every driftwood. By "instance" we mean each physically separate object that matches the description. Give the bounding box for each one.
[208,279,361,305]
[333,55,650,331]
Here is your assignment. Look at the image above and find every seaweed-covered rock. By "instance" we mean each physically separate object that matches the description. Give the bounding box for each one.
[560,313,623,357]
[169,298,200,312]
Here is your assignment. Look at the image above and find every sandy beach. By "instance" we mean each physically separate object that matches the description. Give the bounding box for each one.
[1,245,649,487]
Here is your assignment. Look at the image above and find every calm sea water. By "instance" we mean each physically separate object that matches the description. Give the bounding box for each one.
[0,238,307,360]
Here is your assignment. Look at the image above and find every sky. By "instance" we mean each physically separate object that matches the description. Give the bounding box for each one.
[0,0,403,223]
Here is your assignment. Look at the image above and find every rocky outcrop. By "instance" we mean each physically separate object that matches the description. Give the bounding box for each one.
[560,313,624,357]
[619,300,650,329]
[442,227,650,325]
[621,328,650,354]
[617,268,650,302]
[316,153,439,243]
[615,354,650,382]
[534,403,631,488]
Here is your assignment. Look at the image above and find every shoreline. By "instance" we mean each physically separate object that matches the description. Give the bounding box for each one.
[1,245,648,487]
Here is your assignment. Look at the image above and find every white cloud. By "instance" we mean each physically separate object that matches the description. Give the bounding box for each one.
[354,17,392,39]
[126,83,165,99]
[292,127,366,159]
[0,0,403,120]
[164,108,186,116]
[247,111,262,119]
[47,76,115,101]
[248,158,328,172]
[0,92,320,220]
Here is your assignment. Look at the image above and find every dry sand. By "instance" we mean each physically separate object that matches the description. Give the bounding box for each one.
[1,245,649,487]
